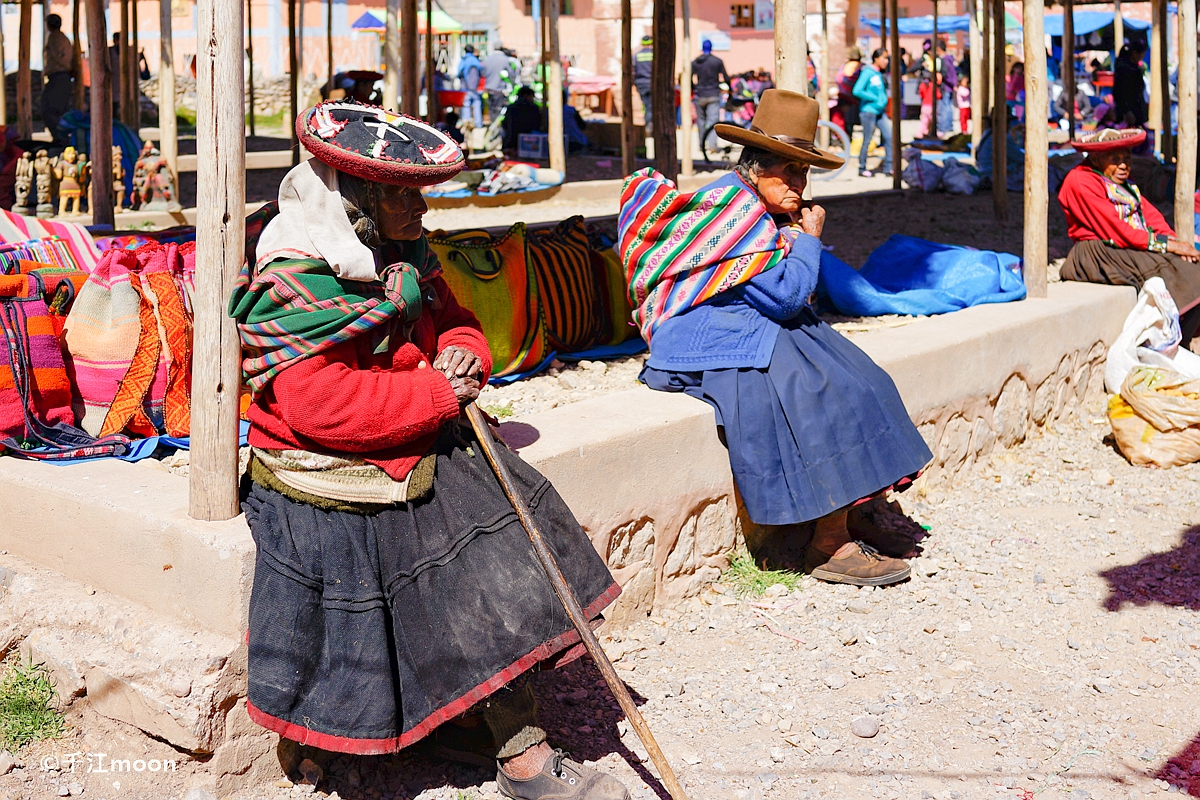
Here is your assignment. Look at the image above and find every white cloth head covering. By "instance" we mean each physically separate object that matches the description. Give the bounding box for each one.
[254,158,380,281]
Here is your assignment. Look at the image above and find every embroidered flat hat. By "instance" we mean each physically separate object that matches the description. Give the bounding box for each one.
[1070,127,1146,153]
[296,100,465,186]
[714,89,845,171]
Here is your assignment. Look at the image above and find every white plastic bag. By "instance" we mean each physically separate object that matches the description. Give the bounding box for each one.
[902,147,944,192]
[1104,276,1200,393]
[942,157,980,195]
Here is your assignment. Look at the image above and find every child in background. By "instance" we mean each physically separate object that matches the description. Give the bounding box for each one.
[918,78,934,138]
[956,75,971,134]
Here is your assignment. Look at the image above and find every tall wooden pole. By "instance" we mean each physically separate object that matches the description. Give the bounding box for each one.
[0,6,7,129]
[1113,0,1124,58]
[981,0,991,119]
[298,0,305,91]
[1158,0,1172,160]
[384,0,400,111]
[818,0,830,147]
[680,0,693,176]
[969,0,982,148]
[651,0,677,179]
[424,0,434,122]
[776,0,808,95]
[620,0,635,175]
[1175,0,1196,241]
[159,0,180,210]
[889,0,901,190]
[192,0,245,522]
[17,0,32,139]
[326,0,333,100]
[932,0,939,137]
[992,0,1007,220]
[547,0,566,174]
[1150,0,1163,156]
[1023,0,1047,298]
[1063,0,1075,137]
[119,0,130,127]
[131,0,140,129]
[288,0,299,164]
[399,0,417,115]
[247,0,256,134]
[85,0,114,226]
[73,0,85,111]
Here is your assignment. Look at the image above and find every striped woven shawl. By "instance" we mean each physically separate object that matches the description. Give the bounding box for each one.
[228,238,438,395]
[618,168,792,342]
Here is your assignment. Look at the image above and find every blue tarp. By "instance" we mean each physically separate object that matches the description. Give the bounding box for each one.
[860,14,971,34]
[351,11,384,29]
[1044,11,1151,37]
[817,235,1026,317]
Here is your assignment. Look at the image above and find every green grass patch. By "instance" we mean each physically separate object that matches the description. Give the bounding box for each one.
[481,403,514,419]
[0,655,65,749]
[722,549,802,598]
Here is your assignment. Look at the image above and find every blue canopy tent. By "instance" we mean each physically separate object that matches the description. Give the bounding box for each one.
[859,14,971,35]
[1043,11,1151,37]
[351,11,385,30]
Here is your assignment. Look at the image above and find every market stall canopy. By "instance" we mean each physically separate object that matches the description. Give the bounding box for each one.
[860,14,972,34]
[1044,11,1151,36]
[349,8,463,33]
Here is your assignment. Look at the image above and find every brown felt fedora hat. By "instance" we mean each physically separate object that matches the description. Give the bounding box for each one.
[714,89,844,171]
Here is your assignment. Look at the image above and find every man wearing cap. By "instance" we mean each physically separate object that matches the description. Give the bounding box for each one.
[692,39,730,153]
[231,101,628,800]
[633,35,654,128]
[624,90,932,587]
[1060,127,1200,344]
[41,14,74,144]
[458,44,484,128]
[482,43,518,121]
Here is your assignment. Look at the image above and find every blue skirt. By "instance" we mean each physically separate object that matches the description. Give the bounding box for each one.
[642,308,932,525]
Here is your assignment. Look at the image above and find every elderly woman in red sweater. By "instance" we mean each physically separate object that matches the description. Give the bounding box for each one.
[230,102,627,800]
[1059,128,1200,344]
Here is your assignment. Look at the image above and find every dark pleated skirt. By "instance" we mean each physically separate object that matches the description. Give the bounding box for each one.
[242,423,619,755]
[643,308,932,525]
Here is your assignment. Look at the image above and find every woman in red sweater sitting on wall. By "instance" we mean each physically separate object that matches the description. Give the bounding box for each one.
[229,101,628,800]
[1059,128,1200,345]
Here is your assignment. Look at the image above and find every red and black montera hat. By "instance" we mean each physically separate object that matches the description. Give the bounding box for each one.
[296,100,465,187]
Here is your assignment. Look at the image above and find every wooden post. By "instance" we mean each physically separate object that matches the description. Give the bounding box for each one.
[1023,0,1047,298]
[547,0,566,174]
[620,0,635,175]
[17,0,32,139]
[932,0,938,138]
[775,0,808,95]
[326,0,333,99]
[0,5,7,128]
[298,0,305,90]
[651,0,677,179]
[680,0,693,176]
[1150,0,1162,155]
[192,0,245,522]
[981,0,990,119]
[1063,0,1074,137]
[119,0,130,127]
[73,0,85,111]
[131,0,139,129]
[288,0,299,164]
[384,0,400,111]
[85,0,114,225]
[399,0,418,115]
[1113,0,1123,57]
[1158,0,1172,160]
[889,0,901,190]
[247,0,257,134]
[992,0,1007,220]
[818,0,830,147]
[1175,0,1196,241]
[969,0,982,149]
[424,0,434,122]
[159,0,180,210]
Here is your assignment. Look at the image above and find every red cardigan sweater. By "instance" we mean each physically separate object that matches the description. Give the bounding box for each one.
[1058,163,1173,250]
[247,275,493,481]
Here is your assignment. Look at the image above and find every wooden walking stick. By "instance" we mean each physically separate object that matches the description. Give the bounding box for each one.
[464,403,691,800]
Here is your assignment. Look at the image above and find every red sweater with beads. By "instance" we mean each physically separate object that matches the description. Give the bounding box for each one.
[1058,164,1174,250]
[247,275,493,481]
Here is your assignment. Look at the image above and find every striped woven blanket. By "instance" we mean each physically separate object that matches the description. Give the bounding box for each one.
[618,168,792,342]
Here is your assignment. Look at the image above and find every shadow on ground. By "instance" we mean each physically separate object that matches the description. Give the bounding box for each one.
[1098,525,1200,612]
[1155,730,1200,796]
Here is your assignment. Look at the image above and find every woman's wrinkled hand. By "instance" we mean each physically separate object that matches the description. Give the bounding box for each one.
[799,205,826,239]
[434,346,483,379]
[448,375,482,408]
[1168,239,1200,263]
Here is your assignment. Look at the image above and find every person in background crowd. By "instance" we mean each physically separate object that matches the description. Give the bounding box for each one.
[1059,128,1200,346]
[457,44,484,128]
[976,115,1025,191]
[918,73,936,138]
[481,44,517,122]
[503,86,543,151]
[633,35,654,128]
[1006,61,1025,103]
[41,14,74,144]
[832,46,863,141]
[692,39,730,154]
[853,48,893,177]
[108,33,122,111]
[1113,42,1149,126]
[438,109,465,144]
[956,74,971,134]
[936,40,957,133]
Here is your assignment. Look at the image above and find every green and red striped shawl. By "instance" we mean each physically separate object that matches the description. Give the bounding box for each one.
[228,238,439,395]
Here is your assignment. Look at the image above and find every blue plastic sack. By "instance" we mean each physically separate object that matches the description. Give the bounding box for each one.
[817,235,1026,317]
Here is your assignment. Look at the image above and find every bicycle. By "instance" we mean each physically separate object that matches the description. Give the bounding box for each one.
[700,117,850,182]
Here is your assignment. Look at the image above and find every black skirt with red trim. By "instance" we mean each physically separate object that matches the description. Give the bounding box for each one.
[241,423,620,756]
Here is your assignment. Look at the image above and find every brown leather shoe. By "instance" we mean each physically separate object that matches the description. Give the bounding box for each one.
[804,541,911,586]
[497,750,630,800]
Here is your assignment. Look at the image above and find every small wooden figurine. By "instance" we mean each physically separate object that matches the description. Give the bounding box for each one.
[55,147,85,216]
[131,141,180,212]
[113,146,126,211]
[33,149,56,218]
[12,152,33,215]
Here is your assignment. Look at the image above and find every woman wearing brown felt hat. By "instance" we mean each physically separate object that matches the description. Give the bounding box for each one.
[630,89,932,587]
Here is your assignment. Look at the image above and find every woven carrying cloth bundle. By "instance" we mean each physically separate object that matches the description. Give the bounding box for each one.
[618,168,793,342]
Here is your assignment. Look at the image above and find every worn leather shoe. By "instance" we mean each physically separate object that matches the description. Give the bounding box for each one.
[805,541,911,586]
[497,749,630,800]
